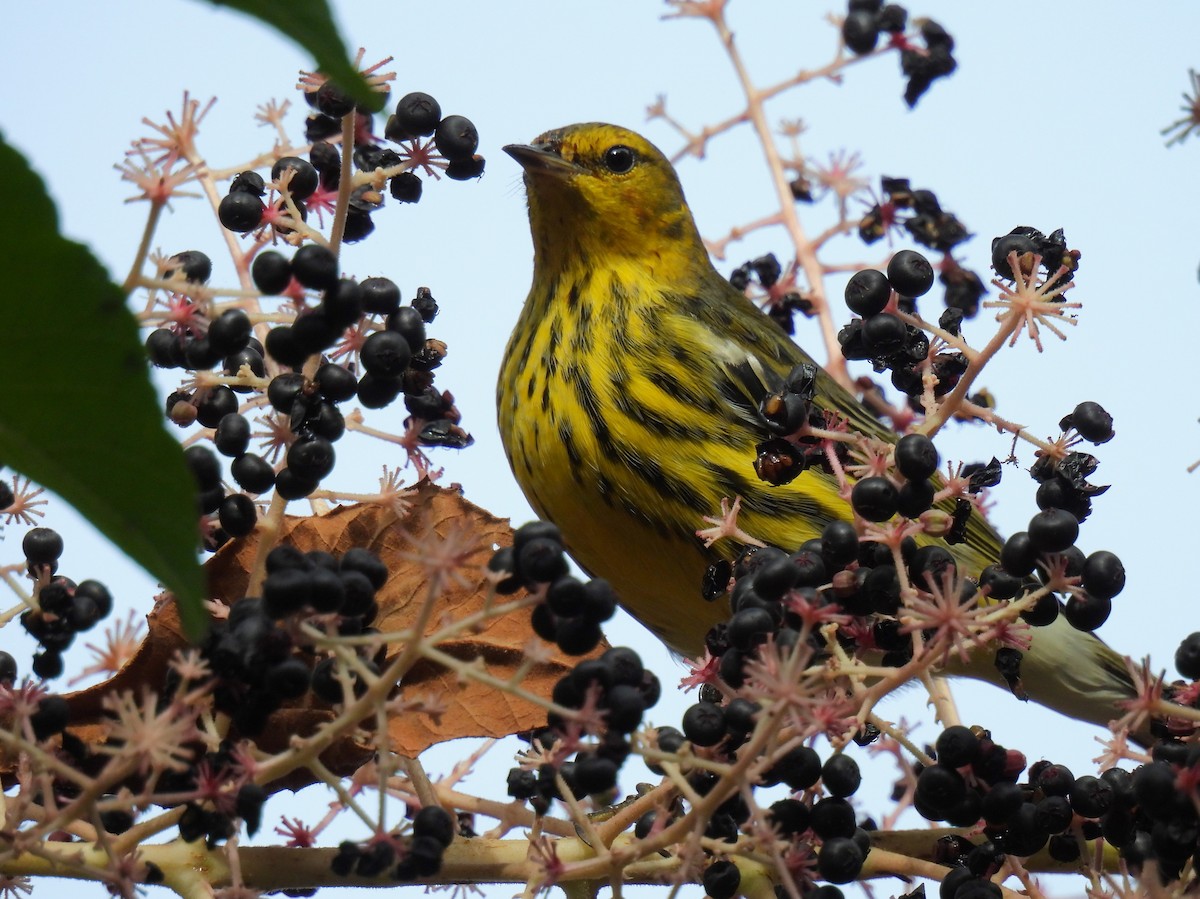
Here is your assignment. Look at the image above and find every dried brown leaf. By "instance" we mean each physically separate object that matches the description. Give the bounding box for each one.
[7,483,598,789]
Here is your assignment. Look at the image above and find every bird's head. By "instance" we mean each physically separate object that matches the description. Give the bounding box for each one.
[505,123,706,277]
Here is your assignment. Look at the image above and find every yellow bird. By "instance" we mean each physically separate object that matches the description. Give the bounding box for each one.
[498,122,1137,736]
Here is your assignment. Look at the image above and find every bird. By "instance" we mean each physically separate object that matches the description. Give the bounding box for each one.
[497,122,1138,738]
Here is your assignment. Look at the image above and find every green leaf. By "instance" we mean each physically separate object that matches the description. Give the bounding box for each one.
[0,133,207,637]
[196,0,381,109]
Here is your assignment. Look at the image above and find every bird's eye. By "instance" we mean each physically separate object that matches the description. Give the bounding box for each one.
[602,145,636,174]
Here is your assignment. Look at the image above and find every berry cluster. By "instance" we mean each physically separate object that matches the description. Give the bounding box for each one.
[836,228,1075,408]
[671,715,873,885]
[734,409,1126,685]
[506,645,662,812]
[18,526,114,679]
[201,545,389,735]
[916,726,1200,888]
[993,501,1125,634]
[858,179,984,318]
[859,177,968,253]
[834,248,978,407]
[149,239,469,547]
[383,92,485,182]
[166,744,270,846]
[840,1,957,106]
[488,526,890,892]
[728,253,814,335]
[218,86,484,243]
[330,806,456,880]
[489,522,618,656]
[142,79,483,558]
[991,225,1079,290]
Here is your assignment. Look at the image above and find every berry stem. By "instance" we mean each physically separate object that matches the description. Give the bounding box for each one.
[865,714,934,767]
[245,491,288,598]
[121,200,165,295]
[702,211,784,261]
[401,756,438,811]
[697,5,849,389]
[919,672,962,730]
[327,111,357,255]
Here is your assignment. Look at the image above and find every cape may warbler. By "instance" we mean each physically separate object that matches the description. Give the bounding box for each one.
[499,123,1135,734]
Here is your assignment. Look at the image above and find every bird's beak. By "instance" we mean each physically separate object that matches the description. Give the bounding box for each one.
[503,142,581,177]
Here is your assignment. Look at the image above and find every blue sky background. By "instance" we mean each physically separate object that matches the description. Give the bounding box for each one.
[4,2,1200,896]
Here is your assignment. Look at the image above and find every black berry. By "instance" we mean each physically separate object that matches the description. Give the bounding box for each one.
[887,249,935,297]
[271,156,319,201]
[291,245,339,291]
[252,251,292,294]
[392,92,442,139]
[218,192,264,232]
[433,115,479,161]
